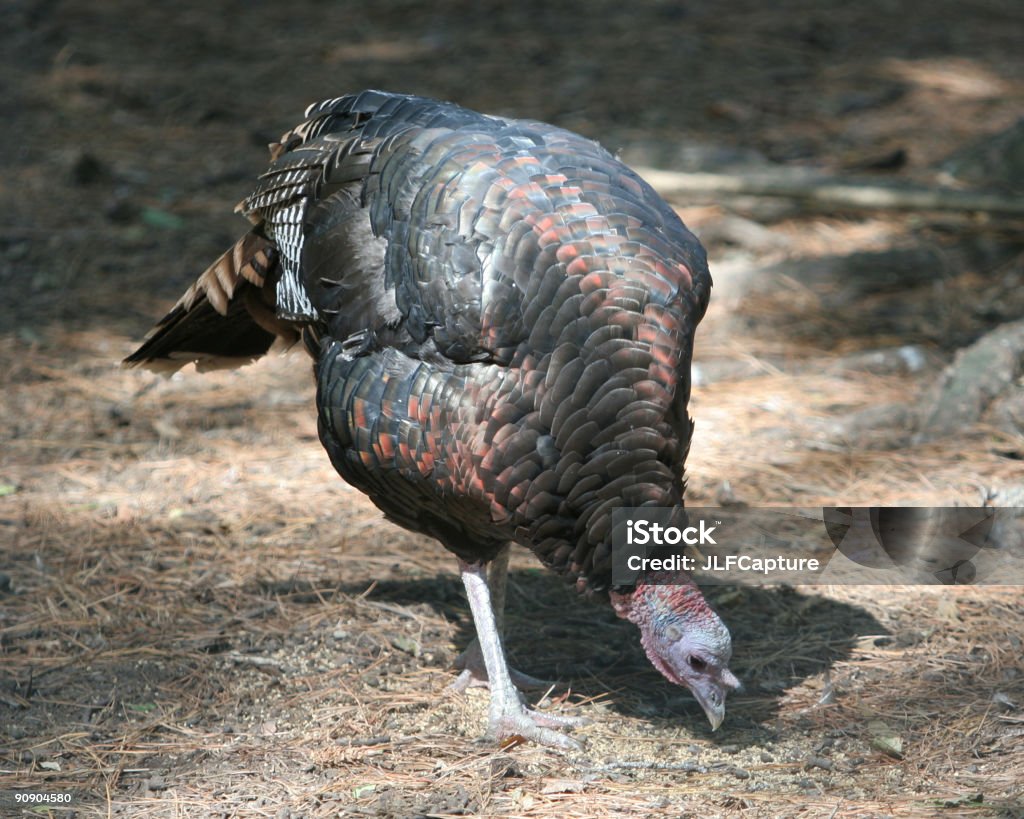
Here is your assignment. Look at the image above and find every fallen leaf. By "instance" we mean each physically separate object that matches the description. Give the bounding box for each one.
[867,719,903,758]
[540,778,586,794]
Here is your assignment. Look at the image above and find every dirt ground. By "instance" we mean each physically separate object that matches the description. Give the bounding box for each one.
[2,0,1024,816]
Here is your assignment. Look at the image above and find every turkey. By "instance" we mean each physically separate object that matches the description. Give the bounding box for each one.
[125,90,738,749]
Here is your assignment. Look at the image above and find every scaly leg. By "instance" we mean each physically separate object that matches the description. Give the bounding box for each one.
[458,558,585,750]
[449,545,553,692]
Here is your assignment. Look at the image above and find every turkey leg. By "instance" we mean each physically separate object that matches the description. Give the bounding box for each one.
[449,544,553,692]
[458,558,585,750]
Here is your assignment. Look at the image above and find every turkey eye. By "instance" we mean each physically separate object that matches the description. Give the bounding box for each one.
[688,655,707,672]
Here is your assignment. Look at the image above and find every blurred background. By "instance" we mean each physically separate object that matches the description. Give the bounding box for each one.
[3,0,1021,335]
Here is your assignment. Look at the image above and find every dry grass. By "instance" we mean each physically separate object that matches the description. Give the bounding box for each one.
[2,288,1022,816]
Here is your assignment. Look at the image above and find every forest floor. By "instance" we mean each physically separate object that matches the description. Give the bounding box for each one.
[2,0,1023,816]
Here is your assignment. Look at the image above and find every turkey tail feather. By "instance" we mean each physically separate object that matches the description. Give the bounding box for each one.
[123,232,300,373]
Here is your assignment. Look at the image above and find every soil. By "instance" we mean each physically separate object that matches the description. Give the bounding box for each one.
[2,0,1023,816]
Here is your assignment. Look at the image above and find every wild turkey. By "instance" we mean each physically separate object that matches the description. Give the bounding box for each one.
[125,90,738,749]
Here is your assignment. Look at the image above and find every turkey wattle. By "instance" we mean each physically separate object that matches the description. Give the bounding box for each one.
[125,90,738,749]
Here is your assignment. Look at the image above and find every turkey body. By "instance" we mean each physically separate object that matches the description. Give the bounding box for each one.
[127,91,722,749]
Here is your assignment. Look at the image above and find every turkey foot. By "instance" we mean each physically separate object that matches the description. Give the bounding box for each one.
[486,693,588,751]
[459,557,586,750]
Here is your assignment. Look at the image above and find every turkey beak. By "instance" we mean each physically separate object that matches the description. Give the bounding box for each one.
[693,682,726,731]
[692,668,741,732]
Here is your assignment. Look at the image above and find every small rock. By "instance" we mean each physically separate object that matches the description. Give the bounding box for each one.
[146,775,168,792]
